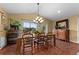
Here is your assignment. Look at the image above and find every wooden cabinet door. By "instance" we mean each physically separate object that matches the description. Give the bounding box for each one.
[57,29,66,40]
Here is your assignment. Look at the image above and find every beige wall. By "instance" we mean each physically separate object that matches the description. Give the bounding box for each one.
[8,14,54,32]
[47,20,54,32]
[69,16,77,43]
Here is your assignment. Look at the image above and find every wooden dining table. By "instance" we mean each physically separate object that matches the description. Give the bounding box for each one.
[16,33,56,55]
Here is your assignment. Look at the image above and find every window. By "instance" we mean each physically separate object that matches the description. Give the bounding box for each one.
[23,21,37,29]
[23,22,30,28]
[30,23,37,28]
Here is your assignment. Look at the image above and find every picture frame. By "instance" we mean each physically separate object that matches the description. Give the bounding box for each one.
[56,19,69,29]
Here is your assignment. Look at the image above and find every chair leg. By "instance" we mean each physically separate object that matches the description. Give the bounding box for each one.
[36,43,39,52]
[31,44,34,55]
[37,44,40,51]
[22,48,24,55]
[22,40,24,55]
[23,47,24,55]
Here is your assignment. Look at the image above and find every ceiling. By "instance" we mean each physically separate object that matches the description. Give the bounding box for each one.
[0,3,79,20]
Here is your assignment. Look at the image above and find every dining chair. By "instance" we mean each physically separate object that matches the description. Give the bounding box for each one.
[22,33,33,55]
[34,32,46,51]
[36,36,46,51]
[46,35,53,45]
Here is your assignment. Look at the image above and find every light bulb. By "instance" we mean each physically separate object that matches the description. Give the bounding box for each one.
[38,17,42,21]
[35,16,39,20]
[33,20,36,22]
[40,20,44,23]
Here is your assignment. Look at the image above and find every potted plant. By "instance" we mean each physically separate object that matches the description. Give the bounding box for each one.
[10,19,21,30]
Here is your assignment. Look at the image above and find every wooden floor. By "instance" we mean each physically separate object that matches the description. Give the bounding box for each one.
[0,39,79,55]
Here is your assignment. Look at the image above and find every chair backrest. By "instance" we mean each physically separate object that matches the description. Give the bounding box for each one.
[37,32,46,42]
[22,33,33,38]
[38,32,45,36]
[47,35,53,40]
[47,32,53,35]
[22,33,33,45]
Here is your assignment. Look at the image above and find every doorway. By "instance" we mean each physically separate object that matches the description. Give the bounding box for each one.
[44,24,48,34]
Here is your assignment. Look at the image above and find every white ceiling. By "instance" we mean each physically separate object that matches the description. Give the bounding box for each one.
[0,3,79,20]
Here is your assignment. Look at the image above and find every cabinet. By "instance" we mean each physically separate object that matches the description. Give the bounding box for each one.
[56,19,69,42]
[7,31,18,44]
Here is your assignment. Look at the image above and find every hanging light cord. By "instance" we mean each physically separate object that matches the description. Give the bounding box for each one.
[37,3,39,16]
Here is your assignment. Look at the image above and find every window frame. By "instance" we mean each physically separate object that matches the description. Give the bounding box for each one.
[22,20,37,29]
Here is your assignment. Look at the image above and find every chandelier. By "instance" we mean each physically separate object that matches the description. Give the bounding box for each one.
[33,3,44,23]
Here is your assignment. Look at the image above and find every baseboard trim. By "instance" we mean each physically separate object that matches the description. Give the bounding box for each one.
[57,39,79,44]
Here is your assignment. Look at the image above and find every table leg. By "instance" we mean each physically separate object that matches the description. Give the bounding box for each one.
[16,38,21,55]
[53,35,56,46]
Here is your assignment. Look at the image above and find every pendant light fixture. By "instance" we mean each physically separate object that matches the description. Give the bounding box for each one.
[33,3,44,23]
